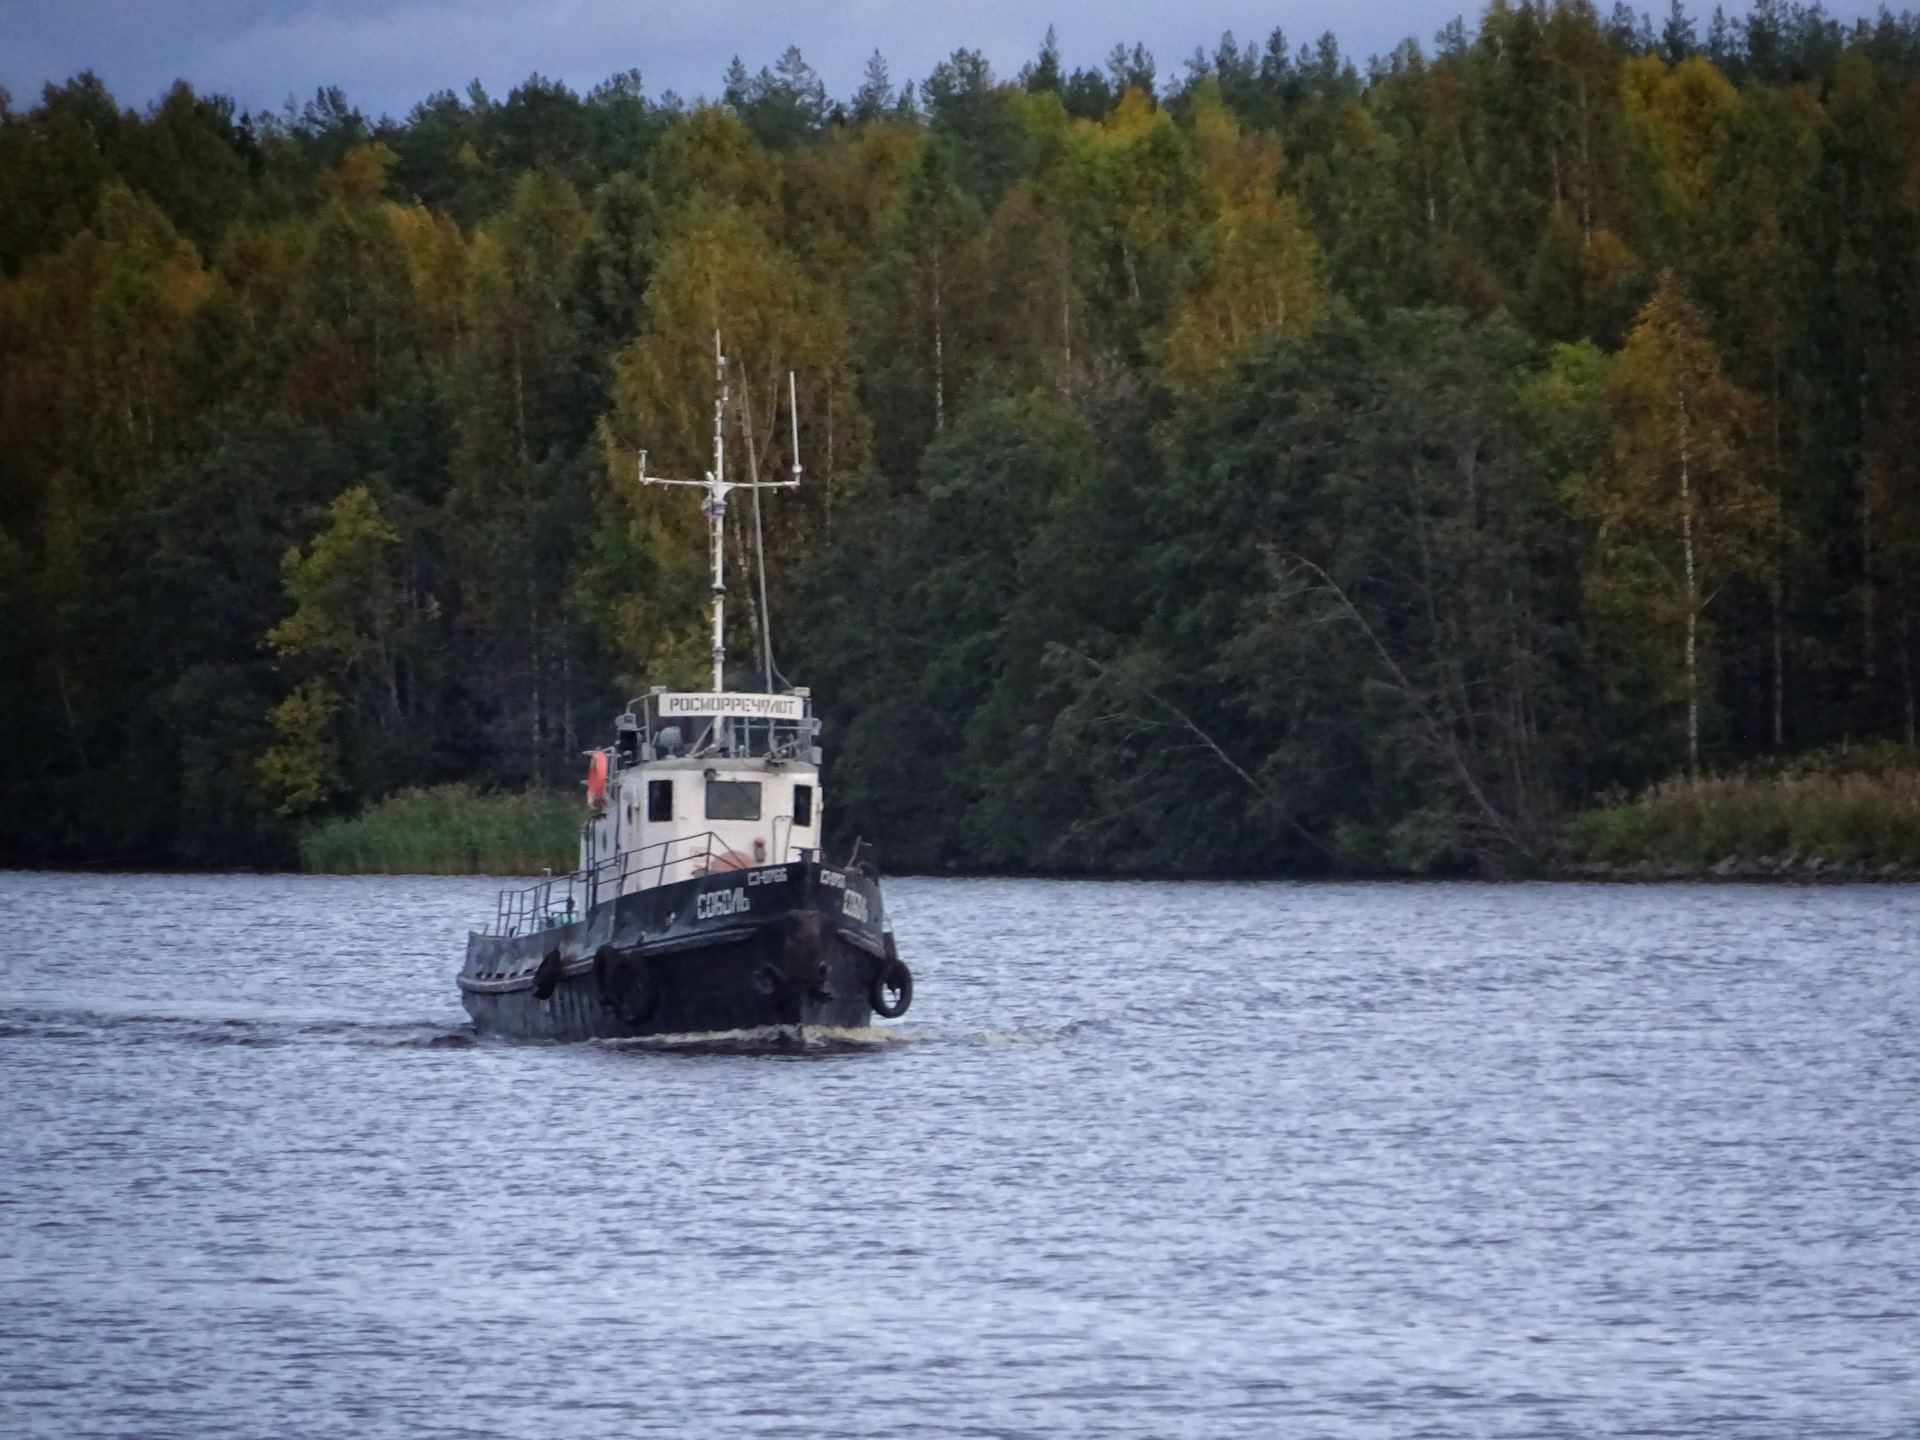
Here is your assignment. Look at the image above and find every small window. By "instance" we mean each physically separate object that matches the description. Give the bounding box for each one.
[647,780,673,823]
[705,779,762,821]
[792,784,813,828]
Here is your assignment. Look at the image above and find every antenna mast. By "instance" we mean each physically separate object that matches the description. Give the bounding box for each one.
[638,333,800,695]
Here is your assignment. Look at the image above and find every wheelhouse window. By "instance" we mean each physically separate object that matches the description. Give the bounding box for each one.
[647,780,673,823]
[792,784,813,828]
[705,779,761,821]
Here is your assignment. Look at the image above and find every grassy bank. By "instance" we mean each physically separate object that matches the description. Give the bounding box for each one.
[1563,752,1920,877]
[298,785,582,875]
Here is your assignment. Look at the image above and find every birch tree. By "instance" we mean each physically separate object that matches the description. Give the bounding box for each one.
[1154,81,1322,390]
[1571,273,1776,775]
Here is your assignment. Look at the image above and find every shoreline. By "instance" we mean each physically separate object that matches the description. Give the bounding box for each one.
[4,861,1918,884]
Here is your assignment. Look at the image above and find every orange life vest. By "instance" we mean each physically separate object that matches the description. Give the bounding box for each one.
[586,749,610,807]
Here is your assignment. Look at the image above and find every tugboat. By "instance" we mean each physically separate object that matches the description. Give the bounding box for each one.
[457,346,912,1040]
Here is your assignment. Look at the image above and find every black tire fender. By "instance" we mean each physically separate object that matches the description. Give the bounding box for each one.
[532,949,564,1000]
[594,944,658,1024]
[592,944,618,1004]
[869,957,912,1019]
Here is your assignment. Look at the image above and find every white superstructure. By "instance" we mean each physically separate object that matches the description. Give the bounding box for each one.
[580,690,824,899]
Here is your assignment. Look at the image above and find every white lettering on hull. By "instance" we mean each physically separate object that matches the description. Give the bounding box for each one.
[696,887,750,919]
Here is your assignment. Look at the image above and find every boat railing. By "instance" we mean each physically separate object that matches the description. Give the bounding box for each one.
[489,831,736,937]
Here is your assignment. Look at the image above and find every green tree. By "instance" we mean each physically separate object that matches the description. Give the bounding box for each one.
[262,483,441,805]
[1052,88,1204,359]
[603,205,861,688]
[256,677,342,818]
[447,167,598,787]
[1569,274,1777,774]
[1154,82,1323,389]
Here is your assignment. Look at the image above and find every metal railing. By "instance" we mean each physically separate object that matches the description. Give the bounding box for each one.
[489,831,747,937]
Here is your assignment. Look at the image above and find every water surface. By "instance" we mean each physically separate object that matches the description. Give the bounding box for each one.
[2,873,1916,1437]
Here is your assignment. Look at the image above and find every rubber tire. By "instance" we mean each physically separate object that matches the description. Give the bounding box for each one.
[532,949,564,1000]
[869,958,913,1019]
[616,961,659,1025]
[592,945,618,1006]
[594,945,658,1025]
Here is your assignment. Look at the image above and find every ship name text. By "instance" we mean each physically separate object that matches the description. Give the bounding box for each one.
[696,887,751,919]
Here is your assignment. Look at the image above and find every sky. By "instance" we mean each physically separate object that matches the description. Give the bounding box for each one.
[0,0,1894,122]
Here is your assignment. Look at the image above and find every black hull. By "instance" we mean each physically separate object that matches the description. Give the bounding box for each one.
[458,859,900,1041]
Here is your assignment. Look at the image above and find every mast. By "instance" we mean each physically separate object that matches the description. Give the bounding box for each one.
[638,333,799,696]
[709,335,727,693]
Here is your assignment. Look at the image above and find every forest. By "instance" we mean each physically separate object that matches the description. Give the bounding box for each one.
[3,0,1919,875]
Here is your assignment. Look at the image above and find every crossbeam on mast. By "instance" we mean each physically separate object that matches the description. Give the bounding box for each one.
[634,339,800,695]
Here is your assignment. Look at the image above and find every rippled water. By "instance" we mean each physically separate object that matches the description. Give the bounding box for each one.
[2,872,1917,1438]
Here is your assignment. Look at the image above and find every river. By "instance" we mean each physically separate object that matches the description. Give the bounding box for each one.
[2,872,1915,1437]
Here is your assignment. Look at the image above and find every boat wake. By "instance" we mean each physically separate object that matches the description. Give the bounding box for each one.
[0,1005,475,1050]
[3,1004,1119,1057]
[591,1023,909,1056]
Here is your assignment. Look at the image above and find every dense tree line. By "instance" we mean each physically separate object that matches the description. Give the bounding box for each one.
[3,0,1918,872]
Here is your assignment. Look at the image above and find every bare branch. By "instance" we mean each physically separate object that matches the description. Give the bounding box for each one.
[1281,554,1532,857]
[1054,645,1330,857]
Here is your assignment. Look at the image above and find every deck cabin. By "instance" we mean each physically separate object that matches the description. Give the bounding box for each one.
[490,689,823,938]
[581,686,818,888]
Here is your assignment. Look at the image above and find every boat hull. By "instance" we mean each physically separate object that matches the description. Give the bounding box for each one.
[458,859,899,1041]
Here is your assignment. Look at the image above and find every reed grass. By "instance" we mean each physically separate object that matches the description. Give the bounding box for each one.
[1564,754,1920,871]
[298,785,582,875]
